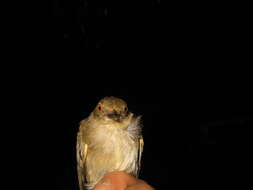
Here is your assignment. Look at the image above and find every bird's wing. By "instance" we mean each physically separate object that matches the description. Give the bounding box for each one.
[77,127,88,190]
[137,136,144,176]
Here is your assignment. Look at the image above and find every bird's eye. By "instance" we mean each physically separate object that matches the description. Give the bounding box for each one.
[98,106,102,111]
[124,107,128,112]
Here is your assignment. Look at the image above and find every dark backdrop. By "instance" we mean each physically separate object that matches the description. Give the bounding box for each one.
[5,1,252,190]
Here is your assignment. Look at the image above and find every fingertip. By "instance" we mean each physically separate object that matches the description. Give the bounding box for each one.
[93,181,112,190]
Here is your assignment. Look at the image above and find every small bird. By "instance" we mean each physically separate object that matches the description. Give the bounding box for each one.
[76,96,144,190]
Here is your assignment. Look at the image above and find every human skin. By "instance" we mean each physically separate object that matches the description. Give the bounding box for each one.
[93,171,154,190]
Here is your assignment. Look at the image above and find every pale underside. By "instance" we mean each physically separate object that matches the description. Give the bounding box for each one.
[76,114,144,190]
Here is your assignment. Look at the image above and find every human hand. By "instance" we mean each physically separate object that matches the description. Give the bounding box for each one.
[93,171,154,190]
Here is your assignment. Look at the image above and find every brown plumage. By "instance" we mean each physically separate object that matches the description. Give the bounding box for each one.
[76,97,144,190]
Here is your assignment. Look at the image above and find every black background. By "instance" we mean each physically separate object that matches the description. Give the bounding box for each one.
[4,1,252,190]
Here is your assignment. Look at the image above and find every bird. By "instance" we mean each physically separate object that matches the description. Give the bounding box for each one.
[76,96,144,190]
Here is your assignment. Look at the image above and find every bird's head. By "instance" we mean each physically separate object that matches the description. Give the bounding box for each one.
[93,96,129,122]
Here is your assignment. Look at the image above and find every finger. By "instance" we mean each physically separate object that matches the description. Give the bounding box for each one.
[93,171,127,190]
[126,181,155,190]
[93,180,112,190]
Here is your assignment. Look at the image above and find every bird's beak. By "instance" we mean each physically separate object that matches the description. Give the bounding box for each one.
[107,111,122,122]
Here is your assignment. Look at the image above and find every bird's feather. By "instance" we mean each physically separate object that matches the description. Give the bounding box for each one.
[77,123,88,190]
[138,137,144,175]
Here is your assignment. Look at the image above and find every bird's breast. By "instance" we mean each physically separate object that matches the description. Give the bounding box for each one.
[85,125,139,183]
